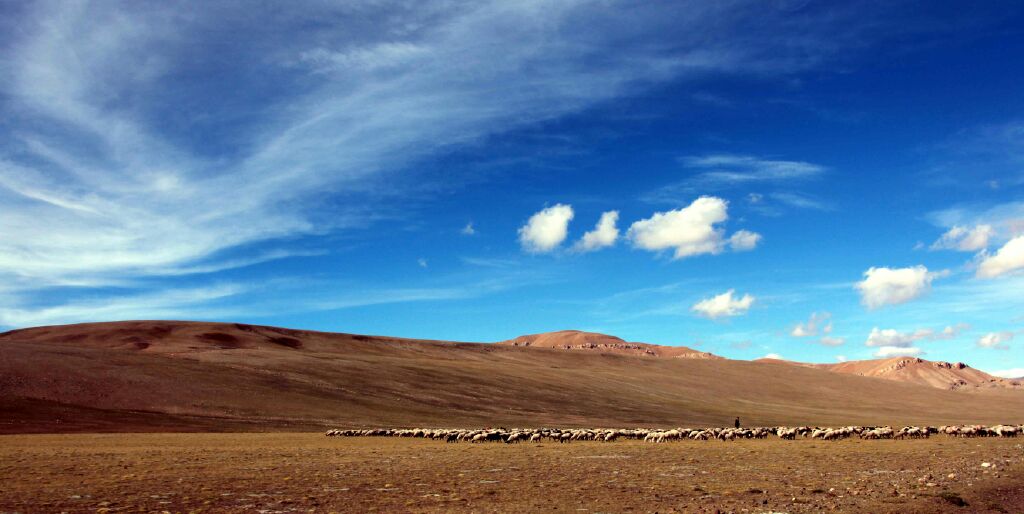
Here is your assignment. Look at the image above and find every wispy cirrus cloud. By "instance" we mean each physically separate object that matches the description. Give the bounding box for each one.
[0,1,943,323]
[681,154,826,185]
[642,154,827,205]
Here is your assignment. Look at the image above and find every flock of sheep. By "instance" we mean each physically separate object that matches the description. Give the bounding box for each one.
[325,424,1021,443]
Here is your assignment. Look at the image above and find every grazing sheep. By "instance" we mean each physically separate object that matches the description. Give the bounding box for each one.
[322,423,1024,445]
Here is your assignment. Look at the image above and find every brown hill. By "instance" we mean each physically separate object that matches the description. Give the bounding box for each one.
[755,356,1023,391]
[498,330,721,359]
[2,320,1024,433]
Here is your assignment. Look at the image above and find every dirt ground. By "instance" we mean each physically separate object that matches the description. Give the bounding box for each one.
[1,433,1023,513]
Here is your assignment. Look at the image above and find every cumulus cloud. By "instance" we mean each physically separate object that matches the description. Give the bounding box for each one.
[627,196,757,259]
[728,230,762,251]
[628,197,727,258]
[855,266,943,309]
[977,236,1024,278]
[574,211,619,252]
[691,289,754,319]
[873,346,923,358]
[518,204,574,253]
[931,224,994,251]
[976,331,1013,350]
[461,222,476,236]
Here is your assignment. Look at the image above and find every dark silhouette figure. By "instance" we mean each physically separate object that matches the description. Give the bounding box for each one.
[734,417,740,428]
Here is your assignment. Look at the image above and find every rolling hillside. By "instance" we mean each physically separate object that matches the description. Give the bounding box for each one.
[2,321,1023,433]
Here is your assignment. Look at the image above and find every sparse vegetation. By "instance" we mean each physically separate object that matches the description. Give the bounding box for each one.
[1,434,1022,513]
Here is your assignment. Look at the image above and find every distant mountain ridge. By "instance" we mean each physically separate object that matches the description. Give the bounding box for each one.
[497,330,721,359]
[498,329,1019,391]
[755,356,1022,391]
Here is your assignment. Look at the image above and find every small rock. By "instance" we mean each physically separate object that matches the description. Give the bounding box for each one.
[947,473,957,480]
[981,462,991,468]
[926,483,937,487]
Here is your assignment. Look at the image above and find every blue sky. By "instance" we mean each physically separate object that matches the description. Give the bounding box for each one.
[1,1,1024,375]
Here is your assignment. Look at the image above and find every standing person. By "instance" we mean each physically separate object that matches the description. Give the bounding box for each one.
[734,417,740,429]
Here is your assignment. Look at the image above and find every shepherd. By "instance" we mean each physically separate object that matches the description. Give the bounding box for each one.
[734,417,740,429]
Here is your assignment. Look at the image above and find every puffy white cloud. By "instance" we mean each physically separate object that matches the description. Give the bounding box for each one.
[628,196,727,258]
[518,204,574,253]
[628,196,757,259]
[461,222,475,236]
[762,353,783,360]
[791,312,831,337]
[977,236,1024,278]
[873,346,923,358]
[835,355,848,362]
[574,211,619,252]
[691,289,754,319]
[728,229,762,251]
[976,331,1013,350]
[931,224,993,251]
[855,266,941,309]
[989,368,1024,378]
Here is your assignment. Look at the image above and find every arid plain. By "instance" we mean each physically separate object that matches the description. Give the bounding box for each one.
[2,321,1024,512]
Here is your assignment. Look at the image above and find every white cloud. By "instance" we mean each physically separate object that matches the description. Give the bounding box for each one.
[835,355,848,362]
[518,204,574,253]
[770,192,831,211]
[863,324,968,350]
[855,266,941,309]
[461,222,476,236]
[728,229,762,251]
[691,289,754,319]
[762,353,783,360]
[936,323,970,340]
[977,236,1024,278]
[976,331,1013,350]
[929,201,1024,240]
[0,2,963,321]
[791,312,831,337]
[819,336,845,347]
[628,196,754,259]
[574,210,619,252]
[0,284,248,328]
[680,154,825,185]
[989,368,1024,378]
[643,155,826,203]
[865,327,932,347]
[873,346,923,358]
[417,258,428,268]
[931,224,994,251]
